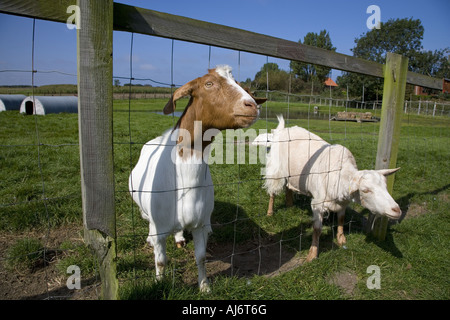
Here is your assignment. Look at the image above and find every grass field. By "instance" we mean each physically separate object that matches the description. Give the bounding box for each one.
[0,98,449,300]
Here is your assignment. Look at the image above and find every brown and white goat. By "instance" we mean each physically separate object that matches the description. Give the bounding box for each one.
[129,65,265,292]
[254,115,402,262]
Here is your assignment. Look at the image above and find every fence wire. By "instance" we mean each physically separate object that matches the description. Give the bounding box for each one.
[118,37,370,289]
[0,15,449,300]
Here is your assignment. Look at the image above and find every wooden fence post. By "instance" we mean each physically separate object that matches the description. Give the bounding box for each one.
[369,52,408,241]
[77,0,118,299]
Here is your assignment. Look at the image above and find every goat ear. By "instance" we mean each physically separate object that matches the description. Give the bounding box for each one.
[243,87,267,105]
[348,175,361,194]
[254,97,267,105]
[377,167,401,177]
[163,80,196,114]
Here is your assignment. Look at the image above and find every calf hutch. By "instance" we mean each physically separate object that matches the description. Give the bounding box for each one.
[0,94,26,112]
[20,96,78,115]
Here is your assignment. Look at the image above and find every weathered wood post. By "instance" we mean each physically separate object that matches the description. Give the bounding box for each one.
[77,0,118,299]
[369,52,408,241]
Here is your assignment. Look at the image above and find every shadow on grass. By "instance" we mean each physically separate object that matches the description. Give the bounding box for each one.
[118,183,450,298]
[364,183,450,259]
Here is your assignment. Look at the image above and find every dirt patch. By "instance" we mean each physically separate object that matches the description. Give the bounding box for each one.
[404,192,449,220]
[0,260,99,300]
[327,270,358,296]
[1,226,304,299]
[206,239,303,279]
[0,225,99,300]
[405,202,428,219]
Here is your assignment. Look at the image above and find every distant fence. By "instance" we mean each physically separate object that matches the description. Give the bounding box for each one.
[3,90,449,117]
[404,100,450,117]
[258,90,450,117]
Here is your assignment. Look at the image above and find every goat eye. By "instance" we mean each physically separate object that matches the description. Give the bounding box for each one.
[362,188,371,193]
[205,82,213,88]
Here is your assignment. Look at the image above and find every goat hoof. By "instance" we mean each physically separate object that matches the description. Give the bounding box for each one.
[305,255,317,263]
[200,281,211,293]
[155,274,165,283]
[267,211,273,216]
[337,234,347,247]
[176,240,186,248]
[305,248,318,263]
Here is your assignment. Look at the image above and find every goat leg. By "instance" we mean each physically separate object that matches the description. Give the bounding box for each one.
[175,230,186,248]
[336,209,347,247]
[151,234,168,281]
[192,227,210,293]
[267,194,275,216]
[285,187,294,207]
[306,206,323,262]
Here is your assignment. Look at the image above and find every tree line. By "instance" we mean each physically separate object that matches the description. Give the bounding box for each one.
[242,18,449,100]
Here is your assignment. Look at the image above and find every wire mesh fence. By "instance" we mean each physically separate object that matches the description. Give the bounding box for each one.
[0,10,449,300]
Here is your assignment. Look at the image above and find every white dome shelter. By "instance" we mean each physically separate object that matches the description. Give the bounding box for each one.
[0,94,26,112]
[20,96,78,115]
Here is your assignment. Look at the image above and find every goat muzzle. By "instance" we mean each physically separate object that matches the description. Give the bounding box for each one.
[385,205,402,220]
[244,100,258,110]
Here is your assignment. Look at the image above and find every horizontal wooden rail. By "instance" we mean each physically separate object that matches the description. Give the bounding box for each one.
[0,0,443,90]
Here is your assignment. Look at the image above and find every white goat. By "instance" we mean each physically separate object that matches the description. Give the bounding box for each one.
[129,66,266,292]
[254,115,402,262]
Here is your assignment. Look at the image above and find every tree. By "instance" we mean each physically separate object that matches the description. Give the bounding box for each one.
[290,30,336,83]
[412,48,450,78]
[337,18,449,100]
[240,77,253,89]
[253,63,290,91]
[352,18,424,63]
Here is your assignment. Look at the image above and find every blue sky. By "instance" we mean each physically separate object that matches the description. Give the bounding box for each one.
[0,0,448,86]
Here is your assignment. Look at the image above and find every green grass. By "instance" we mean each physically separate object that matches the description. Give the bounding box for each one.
[0,98,449,300]
[4,238,44,272]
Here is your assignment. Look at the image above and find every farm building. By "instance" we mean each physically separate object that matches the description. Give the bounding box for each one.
[19,96,78,115]
[0,94,26,112]
[324,77,338,87]
[443,78,450,94]
[414,78,450,95]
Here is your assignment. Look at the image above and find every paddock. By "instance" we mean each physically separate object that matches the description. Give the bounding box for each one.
[0,0,447,301]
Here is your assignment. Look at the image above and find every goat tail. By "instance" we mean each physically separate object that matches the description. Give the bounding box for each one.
[263,175,286,196]
[260,114,288,196]
[275,114,285,131]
